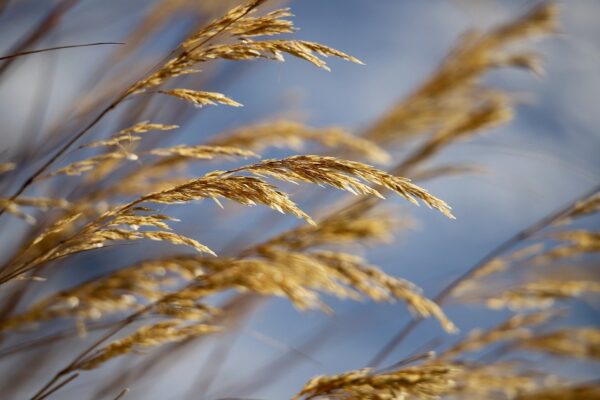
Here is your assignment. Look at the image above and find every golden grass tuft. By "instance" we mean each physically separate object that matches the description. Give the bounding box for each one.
[75,321,221,370]
[293,363,459,400]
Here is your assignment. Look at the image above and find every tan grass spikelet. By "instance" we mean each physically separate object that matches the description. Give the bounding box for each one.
[158,89,242,108]
[104,176,193,198]
[46,152,131,178]
[123,122,391,194]
[127,0,260,94]
[162,249,455,331]
[409,164,486,182]
[149,144,258,160]
[450,362,548,399]
[129,62,200,95]
[55,228,142,256]
[516,384,600,400]
[237,252,356,310]
[211,120,391,164]
[0,285,140,333]
[140,174,314,224]
[509,243,547,261]
[293,363,460,400]
[308,250,456,333]
[517,328,600,361]
[153,300,220,322]
[108,213,178,231]
[137,231,216,256]
[364,3,557,145]
[75,321,220,370]
[0,200,36,224]
[451,243,544,297]
[80,122,179,149]
[394,96,513,174]
[0,256,218,332]
[492,4,558,43]
[299,251,448,327]
[441,311,555,359]
[79,121,179,183]
[533,230,600,263]
[162,255,334,312]
[491,51,545,77]
[180,0,269,50]
[84,248,451,333]
[553,230,600,247]
[252,210,402,254]
[236,155,454,218]
[6,197,70,209]
[14,211,216,276]
[558,192,600,223]
[31,212,83,246]
[129,3,360,94]
[125,152,443,229]
[113,0,230,58]
[166,257,337,312]
[183,6,295,50]
[89,144,257,194]
[451,258,507,297]
[0,197,70,224]
[0,162,15,174]
[0,197,67,224]
[227,7,296,38]
[193,39,363,72]
[62,226,216,257]
[486,280,600,310]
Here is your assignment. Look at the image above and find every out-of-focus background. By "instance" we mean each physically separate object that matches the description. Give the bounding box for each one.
[0,1,599,399]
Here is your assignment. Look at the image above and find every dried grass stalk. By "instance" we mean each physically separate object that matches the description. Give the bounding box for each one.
[75,321,220,370]
[293,363,459,400]
[235,155,454,218]
[0,162,15,174]
[149,145,258,160]
[0,197,69,224]
[211,120,390,164]
[158,89,242,108]
[517,328,600,360]
[486,280,600,310]
[80,122,178,149]
[442,311,555,359]
[364,3,557,145]
[516,384,600,400]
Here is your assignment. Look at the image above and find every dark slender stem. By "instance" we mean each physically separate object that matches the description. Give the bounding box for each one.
[0,42,124,61]
[375,350,434,374]
[35,373,79,400]
[113,388,129,400]
[29,273,214,400]
[0,0,78,76]
[367,183,600,368]
[0,321,116,359]
[30,373,66,400]
[0,97,124,219]
[70,298,159,368]
[30,308,150,399]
